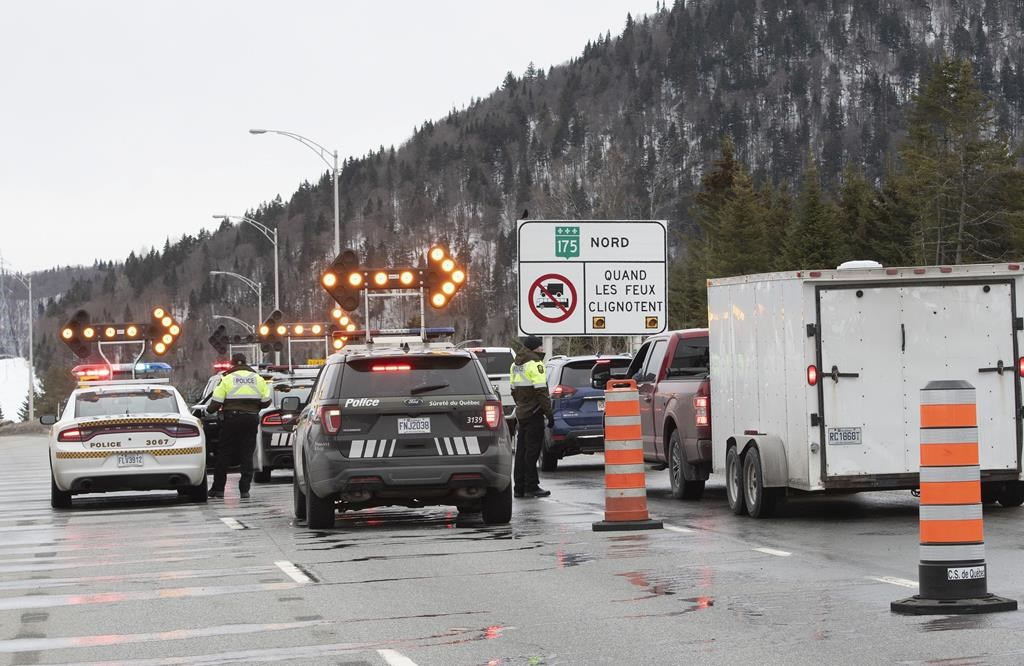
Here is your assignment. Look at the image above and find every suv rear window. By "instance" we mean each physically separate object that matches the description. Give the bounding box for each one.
[472,350,515,377]
[76,389,179,418]
[667,337,709,378]
[559,359,631,387]
[339,357,485,397]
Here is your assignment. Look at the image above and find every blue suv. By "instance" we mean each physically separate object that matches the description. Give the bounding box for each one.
[541,355,632,471]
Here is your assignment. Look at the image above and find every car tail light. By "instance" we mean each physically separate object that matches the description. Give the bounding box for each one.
[484,401,501,429]
[694,395,709,427]
[451,473,483,481]
[320,407,342,435]
[551,384,577,397]
[350,475,382,485]
[58,428,84,442]
[372,364,411,372]
[261,411,285,427]
[807,365,819,386]
[164,423,200,438]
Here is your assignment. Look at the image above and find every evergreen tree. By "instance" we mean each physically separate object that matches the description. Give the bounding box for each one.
[0,403,5,421]
[784,160,842,269]
[17,393,33,422]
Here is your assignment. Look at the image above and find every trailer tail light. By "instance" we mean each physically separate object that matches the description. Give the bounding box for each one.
[551,384,577,397]
[57,428,84,442]
[483,401,501,429]
[807,365,819,386]
[320,407,342,435]
[1018,357,1024,378]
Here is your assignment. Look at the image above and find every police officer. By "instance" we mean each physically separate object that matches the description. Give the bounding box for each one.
[206,353,270,499]
[510,335,553,498]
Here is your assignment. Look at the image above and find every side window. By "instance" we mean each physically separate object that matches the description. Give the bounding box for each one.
[626,343,651,380]
[642,340,668,382]
[667,337,710,378]
[315,364,342,402]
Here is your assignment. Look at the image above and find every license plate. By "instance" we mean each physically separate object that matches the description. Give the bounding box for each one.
[947,565,985,581]
[116,453,144,467]
[398,417,431,435]
[826,427,862,446]
[597,400,605,412]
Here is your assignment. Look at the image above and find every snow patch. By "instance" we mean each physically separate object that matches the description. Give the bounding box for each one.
[0,357,36,422]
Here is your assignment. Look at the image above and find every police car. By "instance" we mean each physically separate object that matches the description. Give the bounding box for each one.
[287,337,513,529]
[254,366,319,482]
[42,363,208,507]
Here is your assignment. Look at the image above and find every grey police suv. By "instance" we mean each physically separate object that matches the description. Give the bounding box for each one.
[287,349,514,529]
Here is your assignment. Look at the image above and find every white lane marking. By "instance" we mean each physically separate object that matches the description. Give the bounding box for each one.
[220,518,245,530]
[868,576,918,588]
[275,560,313,584]
[663,524,694,533]
[753,547,791,557]
[378,649,419,666]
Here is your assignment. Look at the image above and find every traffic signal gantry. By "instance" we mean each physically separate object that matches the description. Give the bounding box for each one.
[60,307,181,374]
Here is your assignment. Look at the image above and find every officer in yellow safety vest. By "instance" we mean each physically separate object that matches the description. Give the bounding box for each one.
[509,335,554,498]
[206,353,270,499]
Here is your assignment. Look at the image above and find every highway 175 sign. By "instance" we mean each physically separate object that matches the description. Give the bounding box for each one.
[517,220,667,336]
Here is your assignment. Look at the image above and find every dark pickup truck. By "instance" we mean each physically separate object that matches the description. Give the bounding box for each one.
[595,328,711,499]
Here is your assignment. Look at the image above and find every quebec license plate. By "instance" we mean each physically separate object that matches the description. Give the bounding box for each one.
[826,427,862,446]
[116,453,144,467]
[597,400,605,412]
[947,565,985,581]
[398,417,431,435]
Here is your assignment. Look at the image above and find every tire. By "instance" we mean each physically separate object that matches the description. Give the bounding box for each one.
[981,482,1002,505]
[742,447,780,519]
[51,473,71,509]
[725,446,745,515]
[254,468,273,484]
[481,484,513,525]
[304,464,336,529]
[539,431,559,471]
[997,481,1024,508]
[293,474,307,520]
[185,477,208,503]
[668,431,705,501]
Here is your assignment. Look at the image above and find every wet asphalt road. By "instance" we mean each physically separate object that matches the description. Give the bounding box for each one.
[1,434,1023,665]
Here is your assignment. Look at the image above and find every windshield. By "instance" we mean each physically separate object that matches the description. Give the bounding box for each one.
[272,382,314,407]
[75,389,179,418]
[339,357,485,397]
[560,358,631,387]
[473,350,515,377]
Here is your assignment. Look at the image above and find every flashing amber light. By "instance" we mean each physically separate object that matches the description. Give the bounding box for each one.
[442,281,456,295]
[373,271,388,286]
[61,328,73,340]
[276,325,287,336]
[429,246,446,262]
[807,365,819,386]
[83,327,96,339]
[154,341,168,355]
[126,325,138,337]
[348,272,363,287]
[339,315,350,326]
[431,293,447,308]
[161,316,173,327]
[294,324,305,335]
[322,272,338,288]
[399,270,415,286]
[103,327,116,338]
[345,323,356,332]
[152,308,165,319]
[161,333,173,345]
[259,324,270,336]
[451,269,465,284]
[441,258,455,272]
[332,307,343,319]
[332,338,344,350]
[311,324,323,335]
[169,324,180,336]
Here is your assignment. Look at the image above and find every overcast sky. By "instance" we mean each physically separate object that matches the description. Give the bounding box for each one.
[1,1,656,273]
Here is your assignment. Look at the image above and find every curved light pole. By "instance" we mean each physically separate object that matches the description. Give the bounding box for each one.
[249,128,340,255]
[209,270,263,324]
[212,314,255,334]
[211,215,278,312]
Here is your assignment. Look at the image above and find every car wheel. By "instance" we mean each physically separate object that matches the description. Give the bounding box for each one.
[997,481,1024,508]
[185,477,208,503]
[304,463,335,529]
[481,484,512,525]
[293,474,307,520]
[51,473,71,509]
[254,469,273,484]
[742,447,779,518]
[668,431,705,501]
[539,431,559,472]
[725,446,745,516]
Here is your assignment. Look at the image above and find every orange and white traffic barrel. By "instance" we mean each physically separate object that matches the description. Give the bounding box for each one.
[592,379,663,532]
[891,380,1017,614]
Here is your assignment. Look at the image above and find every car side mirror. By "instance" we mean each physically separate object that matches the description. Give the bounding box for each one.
[39,414,57,426]
[280,396,301,413]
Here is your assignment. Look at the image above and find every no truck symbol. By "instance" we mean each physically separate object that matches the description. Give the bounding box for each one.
[528,273,578,324]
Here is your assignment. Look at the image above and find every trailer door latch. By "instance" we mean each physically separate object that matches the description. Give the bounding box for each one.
[806,323,817,338]
[830,365,860,382]
[810,413,821,427]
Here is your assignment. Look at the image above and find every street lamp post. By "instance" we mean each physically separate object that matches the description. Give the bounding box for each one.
[249,128,340,255]
[208,271,263,324]
[211,215,278,312]
[9,272,33,421]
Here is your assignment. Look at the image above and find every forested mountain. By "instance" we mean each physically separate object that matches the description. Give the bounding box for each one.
[9,0,1024,409]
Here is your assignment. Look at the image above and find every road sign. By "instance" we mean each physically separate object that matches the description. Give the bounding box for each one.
[518,220,667,336]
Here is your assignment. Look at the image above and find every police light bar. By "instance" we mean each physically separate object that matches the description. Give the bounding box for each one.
[212,361,233,372]
[72,362,172,381]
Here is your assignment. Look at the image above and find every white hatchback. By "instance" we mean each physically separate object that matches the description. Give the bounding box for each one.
[44,380,207,508]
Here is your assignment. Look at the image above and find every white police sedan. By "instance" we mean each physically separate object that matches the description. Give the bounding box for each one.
[43,365,207,508]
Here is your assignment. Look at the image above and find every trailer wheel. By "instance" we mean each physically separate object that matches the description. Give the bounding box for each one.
[726,446,745,515]
[743,447,779,518]
[997,481,1024,508]
[981,482,1001,505]
[669,431,704,500]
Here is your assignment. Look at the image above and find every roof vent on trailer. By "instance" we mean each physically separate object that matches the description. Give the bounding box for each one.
[836,260,883,270]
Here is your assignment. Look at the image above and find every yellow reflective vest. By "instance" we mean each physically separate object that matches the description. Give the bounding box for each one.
[210,367,270,414]
[509,352,552,420]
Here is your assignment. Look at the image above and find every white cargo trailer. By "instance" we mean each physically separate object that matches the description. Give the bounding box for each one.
[708,262,1024,518]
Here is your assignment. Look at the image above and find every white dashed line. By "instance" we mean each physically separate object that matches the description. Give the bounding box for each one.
[663,524,694,533]
[868,576,918,589]
[378,648,419,666]
[220,518,246,530]
[274,561,313,584]
[753,547,792,557]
